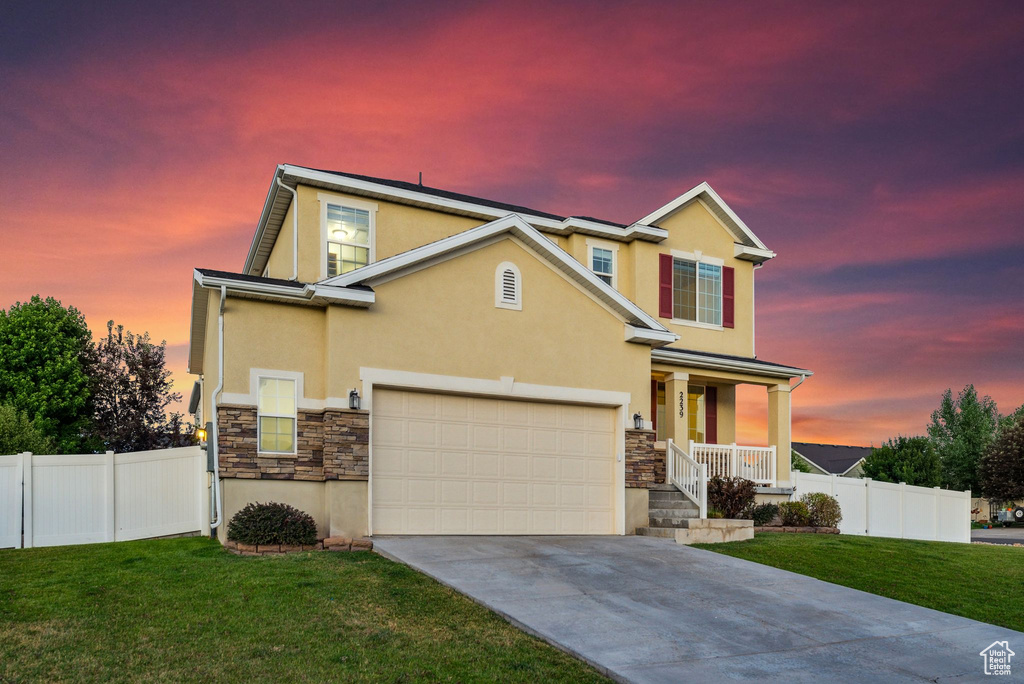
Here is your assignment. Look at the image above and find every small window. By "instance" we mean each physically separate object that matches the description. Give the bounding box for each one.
[587,240,618,288]
[258,377,296,453]
[326,204,371,277]
[495,262,522,310]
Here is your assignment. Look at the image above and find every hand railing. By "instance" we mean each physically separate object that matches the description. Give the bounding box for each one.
[666,438,707,519]
[689,441,776,486]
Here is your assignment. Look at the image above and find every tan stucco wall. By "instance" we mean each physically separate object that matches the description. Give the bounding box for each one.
[625,488,649,534]
[220,479,328,541]
[324,237,652,413]
[634,201,755,356]
[327,480,368,538]
[714,383,736,444]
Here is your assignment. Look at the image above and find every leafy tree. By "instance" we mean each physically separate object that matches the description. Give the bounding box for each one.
[0,403,54,454]
[999,404,1024,435]
[927,385,999,493]
[0,296,95,452]
[861,436,941,487]
[91,321,192,452]
[978,418,1024,505]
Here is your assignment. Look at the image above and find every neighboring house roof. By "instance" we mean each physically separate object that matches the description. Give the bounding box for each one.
[242,164,774,277]
[652,346,811,380]
[792,442,871,475]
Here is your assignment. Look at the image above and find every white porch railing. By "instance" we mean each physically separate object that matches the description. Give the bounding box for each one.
[690,441,776,486]
[666,438,707,519]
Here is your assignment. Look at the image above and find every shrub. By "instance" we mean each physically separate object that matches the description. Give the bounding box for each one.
[778,501,810,526]
[227,502,317,546]
[707,507,725,519]
[862,435,940,487]
[800,492,843,528]
[706,476,757,519]
[747,502,779,526]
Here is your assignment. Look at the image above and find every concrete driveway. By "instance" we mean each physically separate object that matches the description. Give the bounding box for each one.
[375,536,1022,683]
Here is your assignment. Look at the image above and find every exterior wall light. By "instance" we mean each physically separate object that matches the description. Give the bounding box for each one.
[633,412,644,430]
[349,389,361,410]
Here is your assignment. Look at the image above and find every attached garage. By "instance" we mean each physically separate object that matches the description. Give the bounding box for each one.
[371,388,617,535]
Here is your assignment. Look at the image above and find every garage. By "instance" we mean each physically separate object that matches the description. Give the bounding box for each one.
[371,388,617,535]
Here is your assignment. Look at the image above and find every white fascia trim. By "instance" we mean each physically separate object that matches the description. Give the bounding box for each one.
[651,348,812,379]
[626,325,677,346]
[637,181,770,252]
[322,214,675,337]
[840,458,866,476]
[735,244,776,262]
[194,269,375,308]
[187,277,209,375]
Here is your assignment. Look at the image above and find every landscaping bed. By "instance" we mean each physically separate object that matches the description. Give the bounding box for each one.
[695,532,1024,631]
[0,537,608,683]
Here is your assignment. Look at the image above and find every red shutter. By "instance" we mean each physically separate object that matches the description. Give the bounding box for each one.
[722,266,735,328]
[659,254,673,319]
[705,386,718,444]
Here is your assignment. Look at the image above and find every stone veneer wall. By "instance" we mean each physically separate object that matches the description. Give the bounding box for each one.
[217,404,369,481]
[625,428,666,488]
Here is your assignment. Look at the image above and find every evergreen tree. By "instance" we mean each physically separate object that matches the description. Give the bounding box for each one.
[927,385,999,493]
[862,436,941,487]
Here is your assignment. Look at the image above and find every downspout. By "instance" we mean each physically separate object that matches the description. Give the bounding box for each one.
[209,285,227,534]
[752,262,763,357]
[275,175,299,281]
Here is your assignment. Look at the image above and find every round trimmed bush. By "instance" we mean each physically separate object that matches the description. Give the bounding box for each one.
[800,492,843,528]
[778,501,810,526]
[227,501,317,546]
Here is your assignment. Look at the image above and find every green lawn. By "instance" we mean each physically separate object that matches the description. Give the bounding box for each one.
[0,537,607,683]
[696,533,1024,631]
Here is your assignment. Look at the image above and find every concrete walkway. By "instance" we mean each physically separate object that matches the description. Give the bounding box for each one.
[374,535,1022,683]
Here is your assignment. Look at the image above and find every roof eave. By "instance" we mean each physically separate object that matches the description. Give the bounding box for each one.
[651,348,812,379]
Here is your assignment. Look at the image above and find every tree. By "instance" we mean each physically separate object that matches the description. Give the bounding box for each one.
[0,296,95,453]
[978,418,1024,505]
[0,403,54,454]
[861,436,941,487]
[91,320,191,452]
[927,385,999,493]
[999,404,1024,435]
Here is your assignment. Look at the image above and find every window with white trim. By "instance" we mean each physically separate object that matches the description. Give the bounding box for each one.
[326,203,371,277]
[587,239,618,288]
[673,257,722,325]
[257,377,296,453]
[495,262,522,310]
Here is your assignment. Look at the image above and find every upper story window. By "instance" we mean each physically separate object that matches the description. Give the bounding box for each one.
[672,257,722,326]
[495,261,522,310]
[319,193,378,280]
[258,377,296,454]
[586,239,618,288]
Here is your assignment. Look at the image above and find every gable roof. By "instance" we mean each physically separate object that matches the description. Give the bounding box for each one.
[792,442,871,475]
[638,182,775,261]
[323,213,678,347]
[243,165,670,277]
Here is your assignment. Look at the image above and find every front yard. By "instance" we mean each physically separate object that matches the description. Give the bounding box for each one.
[696,533,1024,631]
[0,538,607,683]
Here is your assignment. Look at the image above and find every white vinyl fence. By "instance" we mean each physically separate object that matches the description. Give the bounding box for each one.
[0,446,207,549]
[792,471,971,543]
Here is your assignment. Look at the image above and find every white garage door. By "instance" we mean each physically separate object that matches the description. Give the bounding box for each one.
[372,389,616,535]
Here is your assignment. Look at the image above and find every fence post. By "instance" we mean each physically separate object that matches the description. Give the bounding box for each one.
[699,463,708,519]
[899,482,906,539]
[964,489,971,544]
[666,438,674,483]
[933,486,941,541]
[730,443,738,478]
[830,473,837,497]
[105,451,116,543]
[22,452,33,549]
[770,445,777,486]
[863,478,871,536]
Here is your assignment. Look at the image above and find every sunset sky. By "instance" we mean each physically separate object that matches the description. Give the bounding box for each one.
[1,1,1022,446]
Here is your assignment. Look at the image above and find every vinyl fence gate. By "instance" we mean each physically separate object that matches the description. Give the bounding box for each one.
[0,446,207,549]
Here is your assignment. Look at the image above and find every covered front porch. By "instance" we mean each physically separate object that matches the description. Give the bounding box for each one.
[648,347,811,489]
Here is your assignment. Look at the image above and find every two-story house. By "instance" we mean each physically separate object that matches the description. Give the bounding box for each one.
[188,164,810,540]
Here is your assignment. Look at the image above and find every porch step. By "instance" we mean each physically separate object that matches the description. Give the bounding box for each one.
[649,508,700,520]
[648,499,699,510]
[648,484,678,492]
[649,489,688,501]
[635,526,676,538]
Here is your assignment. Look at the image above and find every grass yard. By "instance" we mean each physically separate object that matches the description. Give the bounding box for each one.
[696,533,1024,631]
[0,537,607,683]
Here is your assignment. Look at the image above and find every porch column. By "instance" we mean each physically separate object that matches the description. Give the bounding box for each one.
[767,383,791,486]
[665,372,688,446]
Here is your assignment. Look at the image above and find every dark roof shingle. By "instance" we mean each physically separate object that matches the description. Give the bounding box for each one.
[792,442,872,474]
